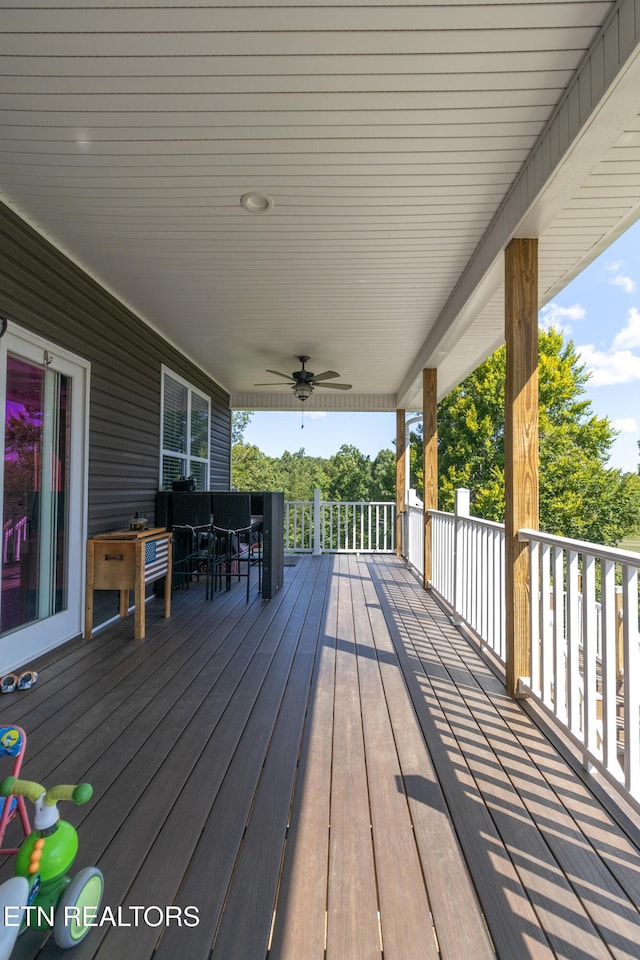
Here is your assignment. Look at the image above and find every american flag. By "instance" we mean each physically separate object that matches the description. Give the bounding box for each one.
[144,537,169,584]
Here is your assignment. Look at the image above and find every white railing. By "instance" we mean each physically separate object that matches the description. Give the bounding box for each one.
[285,489,395,554]
[519,529,640,800]
[402,504,425,579]
[430,490,506,662]
[427,491,640,803]
[284,500,314,553]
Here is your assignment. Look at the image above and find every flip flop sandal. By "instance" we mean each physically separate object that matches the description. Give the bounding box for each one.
[0,674,18,694]
[17,670,38,691]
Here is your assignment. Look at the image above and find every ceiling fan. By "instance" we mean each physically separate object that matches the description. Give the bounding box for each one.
[255,356,352,401]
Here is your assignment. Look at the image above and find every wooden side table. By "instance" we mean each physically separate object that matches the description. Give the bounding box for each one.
[85,527,172,639]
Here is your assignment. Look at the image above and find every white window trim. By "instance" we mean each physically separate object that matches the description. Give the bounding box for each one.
[160,365,211,490]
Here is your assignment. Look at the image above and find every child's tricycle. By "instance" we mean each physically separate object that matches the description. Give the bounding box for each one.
[0,776,103,956]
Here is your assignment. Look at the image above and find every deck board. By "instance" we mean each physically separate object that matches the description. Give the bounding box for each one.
[370,558,555,959]
[326,554,381,960]
[349,555,439,960]
[357,556,497,960]
[268,560,336,960]
[2,554,639,960]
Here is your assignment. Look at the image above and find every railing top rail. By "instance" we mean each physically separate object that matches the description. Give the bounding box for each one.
[286,498,394,505]
[518,527,640,566]
[322,500,395,506]
[428,509,505,533]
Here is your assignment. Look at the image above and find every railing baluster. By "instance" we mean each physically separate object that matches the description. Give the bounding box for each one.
[567,549,581,736]
[529,539,540,695]
[600,559,618,773]
[622,564,640,796]
[582,553,597,762]
[552,546,566,723]
[540,543,552,705]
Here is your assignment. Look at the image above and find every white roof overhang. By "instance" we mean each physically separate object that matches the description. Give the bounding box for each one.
[0,1,639,412]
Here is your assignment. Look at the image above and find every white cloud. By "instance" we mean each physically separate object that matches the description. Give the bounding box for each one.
[305,411,328,420]
[539,301,586,335]
[612,274,636,293]
[612,417,638,433]
[612,306,640,351]
[604,260,636,293]
[577,344,640,385]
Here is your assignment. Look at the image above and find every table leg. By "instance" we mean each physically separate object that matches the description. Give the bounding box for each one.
[84,541,94,639]
[119,590,129,617]
[134,541,145,639]
[164,537,173,618]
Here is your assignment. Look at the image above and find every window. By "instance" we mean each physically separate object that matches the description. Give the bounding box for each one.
[160,367,210,491]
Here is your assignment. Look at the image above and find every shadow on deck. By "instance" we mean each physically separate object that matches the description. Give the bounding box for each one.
[1,554,639,959]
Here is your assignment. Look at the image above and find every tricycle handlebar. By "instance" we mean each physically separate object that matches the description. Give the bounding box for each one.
[0,776,93,807]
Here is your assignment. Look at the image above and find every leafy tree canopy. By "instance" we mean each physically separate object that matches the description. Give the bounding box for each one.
[231,410,253,445]
[231,437,395,503]
[231,443,282,493]
[370,447,397,502]
[410,328,640,545]
[325,444,372,502]
[278,448,329,501]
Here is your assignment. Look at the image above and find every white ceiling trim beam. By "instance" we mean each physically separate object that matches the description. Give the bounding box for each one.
[231,391,398,412]
[0,5,611,33]
[397,0,640,409]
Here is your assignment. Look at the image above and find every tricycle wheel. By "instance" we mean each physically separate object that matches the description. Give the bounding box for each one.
[53,867,104,948]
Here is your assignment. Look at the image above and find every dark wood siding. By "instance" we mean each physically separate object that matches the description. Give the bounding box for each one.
[0,201,231,625]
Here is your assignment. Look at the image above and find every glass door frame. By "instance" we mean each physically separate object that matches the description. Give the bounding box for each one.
[0,321,90,673]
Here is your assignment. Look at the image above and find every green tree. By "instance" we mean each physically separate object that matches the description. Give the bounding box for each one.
[410,329,640,545]
[325,444,372,501]
[278,449,328,501]
[231,410,253,444]
[231,443,282,492]
[370,447,396,501]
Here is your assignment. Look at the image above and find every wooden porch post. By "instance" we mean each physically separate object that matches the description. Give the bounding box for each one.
[396,409,406,557]
[504,238,539,698]
[423,369,438,589]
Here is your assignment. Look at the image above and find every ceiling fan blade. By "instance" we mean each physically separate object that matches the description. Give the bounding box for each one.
[254,382,291,386]
[315,382,352,390]
[265,369,295,381]
[312,370,340,382]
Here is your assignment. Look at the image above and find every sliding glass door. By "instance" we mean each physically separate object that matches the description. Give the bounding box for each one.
[0,326,88,672]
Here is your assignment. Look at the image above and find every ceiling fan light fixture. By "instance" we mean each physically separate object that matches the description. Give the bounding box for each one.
[293,381,314,401]
[240,191,274,214]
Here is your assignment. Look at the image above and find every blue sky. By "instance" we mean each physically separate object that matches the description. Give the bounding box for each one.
[541,218,640,473]
[243,219,640,473]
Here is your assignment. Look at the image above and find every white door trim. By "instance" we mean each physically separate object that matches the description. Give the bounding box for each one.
[0,320,90,673]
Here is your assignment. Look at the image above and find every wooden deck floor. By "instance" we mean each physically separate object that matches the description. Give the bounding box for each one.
[2,554,640,960]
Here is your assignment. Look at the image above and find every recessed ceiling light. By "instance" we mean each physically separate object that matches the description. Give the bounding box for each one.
[240,192,274,214]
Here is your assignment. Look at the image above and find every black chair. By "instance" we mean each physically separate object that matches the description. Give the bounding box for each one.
[207,493,256,601]
[170,493,212,589]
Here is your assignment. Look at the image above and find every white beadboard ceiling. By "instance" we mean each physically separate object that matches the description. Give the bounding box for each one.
[1,1,640,412]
